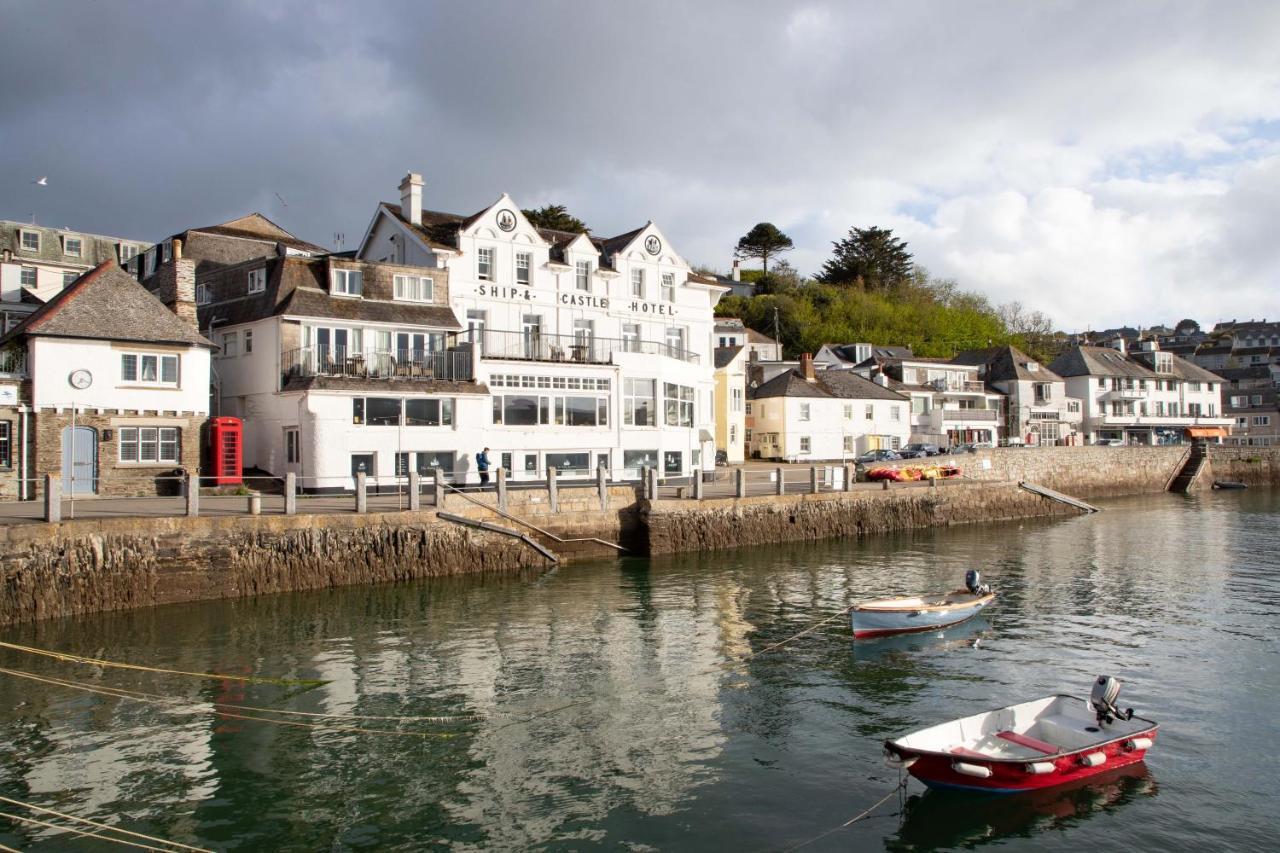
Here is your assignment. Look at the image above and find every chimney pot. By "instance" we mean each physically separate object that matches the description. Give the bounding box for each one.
[399,172,424,226]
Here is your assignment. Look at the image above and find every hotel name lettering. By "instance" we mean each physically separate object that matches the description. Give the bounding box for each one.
[475,285,676,316]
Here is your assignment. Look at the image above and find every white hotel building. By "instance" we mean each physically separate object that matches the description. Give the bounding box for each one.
[345,173,724,483]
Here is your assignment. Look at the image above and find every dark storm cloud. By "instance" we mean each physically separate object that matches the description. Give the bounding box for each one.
[3,1,1280,327]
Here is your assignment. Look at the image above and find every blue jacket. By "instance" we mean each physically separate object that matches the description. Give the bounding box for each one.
[476,451,490,471]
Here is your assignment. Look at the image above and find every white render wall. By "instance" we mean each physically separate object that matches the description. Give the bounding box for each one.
[1063,374,1232,442]
[751,394,909,461]
[29,338,210,414]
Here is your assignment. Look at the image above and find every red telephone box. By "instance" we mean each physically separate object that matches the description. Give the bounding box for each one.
[208,416,243,485]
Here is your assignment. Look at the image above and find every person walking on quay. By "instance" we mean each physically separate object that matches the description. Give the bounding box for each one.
[477,447,491,487]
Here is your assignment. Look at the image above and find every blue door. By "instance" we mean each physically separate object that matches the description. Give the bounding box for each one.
[61,426,97,495]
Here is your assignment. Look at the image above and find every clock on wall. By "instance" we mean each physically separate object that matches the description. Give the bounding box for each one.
[645,235,661,255]
[68,369,93,390]
[496,210,517,232]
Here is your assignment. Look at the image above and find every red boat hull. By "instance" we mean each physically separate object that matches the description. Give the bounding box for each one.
[891,728,1158,793]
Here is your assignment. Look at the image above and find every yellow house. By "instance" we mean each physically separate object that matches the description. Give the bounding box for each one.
[713,346,748,463]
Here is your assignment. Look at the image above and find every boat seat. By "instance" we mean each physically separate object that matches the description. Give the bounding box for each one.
[949,746,989,759]
[997,730,1059,755]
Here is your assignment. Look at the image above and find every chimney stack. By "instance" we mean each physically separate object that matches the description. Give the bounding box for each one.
[801,352,815,381]
[1112,336,1127,355]
[399,172,424,226]
[731,259,741,282]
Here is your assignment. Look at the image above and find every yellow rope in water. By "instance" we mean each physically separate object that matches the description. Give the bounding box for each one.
[0,640,329,686]
[0,668,455,740]
[0,808,169,850]
[0,842,20,853]
[746,606,857,659]
[0,794,210,853]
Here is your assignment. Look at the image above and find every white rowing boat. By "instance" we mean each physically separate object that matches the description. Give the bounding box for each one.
[852,571,995,639]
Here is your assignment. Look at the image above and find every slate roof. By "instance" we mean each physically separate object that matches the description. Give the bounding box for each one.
[2,262,213,348]
[746,328,778,345]
[952,345,1063,382]
[1,220,149,268]
[1050,346,1156,379]
[749,367,908,402]
[197,257,462,329]
[186,213,327,254]
[1050,345,1223,383]
[714,345,744,369]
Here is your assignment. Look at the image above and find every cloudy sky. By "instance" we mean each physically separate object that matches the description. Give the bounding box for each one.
[4,0,1279,330]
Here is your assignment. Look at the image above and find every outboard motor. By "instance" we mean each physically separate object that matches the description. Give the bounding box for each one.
[1090,675,1135,725]
[965,570,992,596]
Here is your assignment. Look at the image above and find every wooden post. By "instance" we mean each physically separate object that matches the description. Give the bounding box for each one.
[408,471,421,511]
[776,466,785,496]
[185,471,199,517]
[547,466,559,512]
[496,467,508,512]
[882,479,890,490]
[843,464,854,492]
[597,464,607,510]
[433,468,445,508]
[44,474,60,523]
[355,472,367,513]
[735,467,746,498]
[810,466,819,493]
[647,466,659,501]
[694,470,704,500]
[284,472,297,515]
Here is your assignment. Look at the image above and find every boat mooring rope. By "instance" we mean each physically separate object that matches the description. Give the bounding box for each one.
[739,605,857,661]
[0,808,177,851]
[0,794,210,852]
[0,640,329,687]
[783,772,909,851]
[0,667,457,739]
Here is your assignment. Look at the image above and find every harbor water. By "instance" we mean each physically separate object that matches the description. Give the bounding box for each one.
[1,488,1277,851]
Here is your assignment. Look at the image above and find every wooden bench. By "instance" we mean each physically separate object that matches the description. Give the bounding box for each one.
[997,730,1060,755]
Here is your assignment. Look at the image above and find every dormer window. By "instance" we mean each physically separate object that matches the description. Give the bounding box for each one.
[477,247,494,281]
[393,274,433,302]
[63,236,82,257]
[1026,361,1038,371]
[247,268,266,294]
[119,243,138,262]
[196,283,212,305]
[19,230,39,252]
[332,268,362,297]
[161,241,172,263]
[1153,352,1172,373]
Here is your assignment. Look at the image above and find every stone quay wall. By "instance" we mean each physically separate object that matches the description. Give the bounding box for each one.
[440,483,643,557]
[1204,447,1280,486]
[953,445,1188,497]
[644,481,1079,555]
[0,510,546,627]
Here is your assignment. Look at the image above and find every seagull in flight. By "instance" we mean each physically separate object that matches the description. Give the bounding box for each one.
[32,176,47,186]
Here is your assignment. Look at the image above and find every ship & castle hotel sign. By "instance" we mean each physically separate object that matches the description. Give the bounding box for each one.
[474,285,678,316]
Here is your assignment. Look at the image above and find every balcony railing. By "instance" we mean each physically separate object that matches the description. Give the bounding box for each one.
[281,346,474,383]
[942,408,999,422]
[1099,413,1234,426]
[0,349,25,376]
[455,328,699,365]
[930,379,986,393]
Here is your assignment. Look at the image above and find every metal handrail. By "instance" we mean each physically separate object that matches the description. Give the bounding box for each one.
[452,328,699,365]
[280,346,474,382]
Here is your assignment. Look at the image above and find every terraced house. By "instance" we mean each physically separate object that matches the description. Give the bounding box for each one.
[1049,338,1233,445]
[0,262,212,498]
[354,172,725,482]
[1,220,150,333]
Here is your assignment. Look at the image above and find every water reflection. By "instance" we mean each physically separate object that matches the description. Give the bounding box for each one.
[886,763,1158,851]
[0,489,1274,851]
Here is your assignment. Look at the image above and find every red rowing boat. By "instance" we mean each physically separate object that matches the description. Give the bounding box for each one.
[884,676,1157,793]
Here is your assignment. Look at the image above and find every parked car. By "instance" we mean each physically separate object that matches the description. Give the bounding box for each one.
[714,449,729,466]
[901,443,942,458]
[949,443,979,454]
[1096,438,1126,447]
[855,449,902,464]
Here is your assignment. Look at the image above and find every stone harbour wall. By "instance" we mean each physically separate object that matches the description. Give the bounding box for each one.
[953,445,1187,498]
[644,481,1079,555]
[0,510,546,627]
[1204,447,1280,486]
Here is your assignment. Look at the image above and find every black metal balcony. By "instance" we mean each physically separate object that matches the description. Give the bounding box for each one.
[281,346,474,384]
[453,329,699,365]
